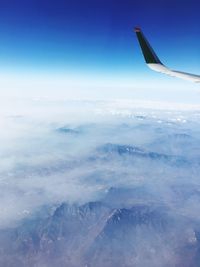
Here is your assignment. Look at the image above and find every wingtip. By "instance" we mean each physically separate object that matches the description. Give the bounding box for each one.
[134,27,141,32]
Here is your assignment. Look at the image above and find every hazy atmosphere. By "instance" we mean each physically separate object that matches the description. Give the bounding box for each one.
[0,98,200,266]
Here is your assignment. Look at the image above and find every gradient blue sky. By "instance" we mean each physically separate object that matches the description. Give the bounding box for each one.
[0,0,200,101]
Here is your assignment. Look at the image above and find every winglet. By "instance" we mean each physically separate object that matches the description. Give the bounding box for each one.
[134,27,162,64]
[134,27,200,82]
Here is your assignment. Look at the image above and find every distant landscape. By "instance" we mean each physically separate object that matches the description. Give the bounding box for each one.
[0,99,200,266]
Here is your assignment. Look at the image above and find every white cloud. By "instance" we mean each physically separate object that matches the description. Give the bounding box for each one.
[0,97,200,228]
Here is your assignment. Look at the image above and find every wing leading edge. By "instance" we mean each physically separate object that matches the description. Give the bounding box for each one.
[134,27,200,83]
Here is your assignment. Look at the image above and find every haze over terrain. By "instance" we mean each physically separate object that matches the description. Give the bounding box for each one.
[0,98,200,266]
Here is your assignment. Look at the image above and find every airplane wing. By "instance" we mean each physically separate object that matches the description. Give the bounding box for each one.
[134,27,200,83]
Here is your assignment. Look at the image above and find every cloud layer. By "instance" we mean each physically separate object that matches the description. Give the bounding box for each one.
[0,97,200,266]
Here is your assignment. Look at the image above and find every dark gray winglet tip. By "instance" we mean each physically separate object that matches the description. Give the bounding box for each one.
[134,27,162,65]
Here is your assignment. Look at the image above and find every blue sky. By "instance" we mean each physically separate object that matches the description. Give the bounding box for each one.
[0,0,199,100]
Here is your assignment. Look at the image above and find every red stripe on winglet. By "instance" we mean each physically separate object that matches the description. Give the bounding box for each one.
[134,27,141,32]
